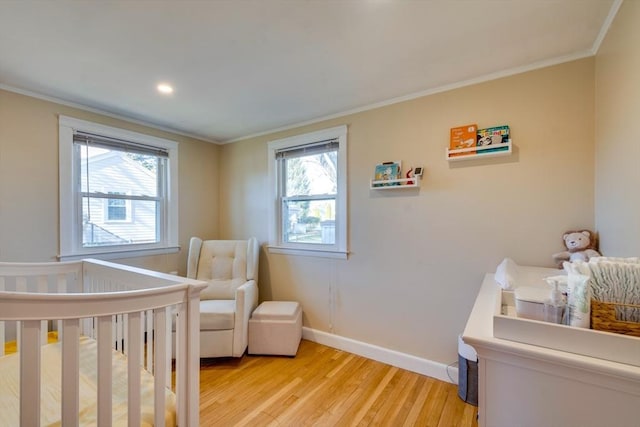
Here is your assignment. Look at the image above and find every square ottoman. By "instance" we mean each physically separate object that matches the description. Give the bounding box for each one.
[248,301,302,356]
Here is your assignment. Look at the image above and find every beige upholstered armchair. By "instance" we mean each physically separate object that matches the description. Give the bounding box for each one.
[186,237,259,358]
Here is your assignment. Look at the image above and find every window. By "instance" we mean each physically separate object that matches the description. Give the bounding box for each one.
[59,116,179,260]
[267,125,347,259]
[106,193,129,222]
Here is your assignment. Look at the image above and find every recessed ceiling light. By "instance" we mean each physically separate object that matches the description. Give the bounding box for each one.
[157,83,174,94]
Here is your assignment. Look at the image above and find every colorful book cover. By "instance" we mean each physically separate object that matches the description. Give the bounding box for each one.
[477,125,510,154]
[450,124,478,157]
[373,162,401,186]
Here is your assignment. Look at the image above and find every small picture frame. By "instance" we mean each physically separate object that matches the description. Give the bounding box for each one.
[373,161,401,186]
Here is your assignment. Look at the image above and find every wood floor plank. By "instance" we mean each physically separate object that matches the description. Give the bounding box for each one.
[347,365,398,426]
[437,386,466,427]
[372,370,419,425]
[272,353,371,426]
[233,376,303,426]
[199,339,478,427]
[314,357,380,425]
[402,377,435,426]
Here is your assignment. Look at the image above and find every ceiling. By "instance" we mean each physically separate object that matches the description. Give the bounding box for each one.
[0,1,617,143]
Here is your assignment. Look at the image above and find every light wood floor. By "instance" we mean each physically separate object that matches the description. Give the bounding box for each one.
[199,339,478,427]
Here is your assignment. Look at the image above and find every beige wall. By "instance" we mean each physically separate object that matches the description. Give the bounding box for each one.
[595,0,640,256]
[0,89,220,273]
[221,58,596,364]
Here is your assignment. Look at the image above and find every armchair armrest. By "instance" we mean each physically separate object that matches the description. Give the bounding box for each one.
[232,280,258,356]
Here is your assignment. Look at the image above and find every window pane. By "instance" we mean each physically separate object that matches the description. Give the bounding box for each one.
[107,192,127,221]
[107,203,126,221]
[285,151,337,197]
[82,198,159,247]
[283,199,335,244]
[80,146,158,197]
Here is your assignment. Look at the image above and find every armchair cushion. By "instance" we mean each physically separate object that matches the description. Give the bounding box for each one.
[201,277,246,300]
[211,256,234,280]
[200,300,236,330]
[197,240,248,300]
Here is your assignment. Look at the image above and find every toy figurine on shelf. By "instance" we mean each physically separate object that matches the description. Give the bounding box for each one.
[406,168,413,185]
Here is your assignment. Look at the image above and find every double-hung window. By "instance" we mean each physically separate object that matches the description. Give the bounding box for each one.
[59,116,179,260]
[267,125,348,259]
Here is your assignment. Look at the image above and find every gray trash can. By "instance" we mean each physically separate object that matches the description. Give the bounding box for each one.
[457,335,478,406]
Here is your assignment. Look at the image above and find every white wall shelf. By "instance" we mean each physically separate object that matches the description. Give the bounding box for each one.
[447,139,512,162]
[370,177,420,190]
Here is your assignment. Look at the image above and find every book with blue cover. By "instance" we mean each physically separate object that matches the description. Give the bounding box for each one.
[373,162,401,186]
[477,125,510,154]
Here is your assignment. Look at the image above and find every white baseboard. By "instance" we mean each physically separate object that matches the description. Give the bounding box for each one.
[302,327,458,384]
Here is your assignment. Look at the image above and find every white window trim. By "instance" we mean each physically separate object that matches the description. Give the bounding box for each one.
[267,125,348,259]
[58,116,179,260]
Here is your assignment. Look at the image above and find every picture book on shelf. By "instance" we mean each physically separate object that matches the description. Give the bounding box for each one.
[450,124,478,157]
[373,162,401,186]
[477,125,510,154]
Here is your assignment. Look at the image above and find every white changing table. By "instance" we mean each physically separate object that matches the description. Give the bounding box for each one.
[463,272,640,427]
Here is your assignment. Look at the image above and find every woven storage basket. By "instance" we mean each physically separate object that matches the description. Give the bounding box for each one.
[590,299,640,337]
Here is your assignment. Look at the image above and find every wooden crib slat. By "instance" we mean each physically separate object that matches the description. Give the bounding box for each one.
[0,277,4,357]
[154,307,167,427]
[0,321,4,357]
[123,314,128,353]
[146,309,153,370]
[16,276,27,291]
[186,291,201,427]
[176,302,187,427]
[164,307,172,390]
[37,277,48,346]
[116,313,124,352]
[97,315,113,426]
[127,312,142,427]
[112,314,117,350]
[61,319,80,427]
[20,320,41,427]
[16,277,26,353]
[16,321,21,351]
[57,274,67,341]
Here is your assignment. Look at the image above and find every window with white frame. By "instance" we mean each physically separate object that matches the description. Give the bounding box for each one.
[267,125,348,259]
[59,116,179,260]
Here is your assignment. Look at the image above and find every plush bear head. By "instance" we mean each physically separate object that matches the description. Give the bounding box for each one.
[552,230,601,266]
[563,230,595,252]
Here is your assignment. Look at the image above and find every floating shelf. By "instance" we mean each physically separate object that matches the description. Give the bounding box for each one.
[447,140,512,162]
[370,177,420,190]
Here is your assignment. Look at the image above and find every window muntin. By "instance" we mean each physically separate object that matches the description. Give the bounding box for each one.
[268,125,347,258]
[59,116,179,260]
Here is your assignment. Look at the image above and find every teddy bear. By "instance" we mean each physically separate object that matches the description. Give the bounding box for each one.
[552,230,601,266]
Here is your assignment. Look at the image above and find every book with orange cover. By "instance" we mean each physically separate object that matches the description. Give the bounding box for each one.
[449,124,478,157]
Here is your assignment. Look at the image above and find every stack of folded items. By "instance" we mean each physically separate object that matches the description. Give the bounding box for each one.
[569,257,640,323]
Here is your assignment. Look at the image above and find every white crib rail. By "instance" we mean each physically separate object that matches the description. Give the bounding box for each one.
[0,259,206,427]
[0,260,82,355]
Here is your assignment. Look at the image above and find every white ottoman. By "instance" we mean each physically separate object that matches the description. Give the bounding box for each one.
[248,301,302,356]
